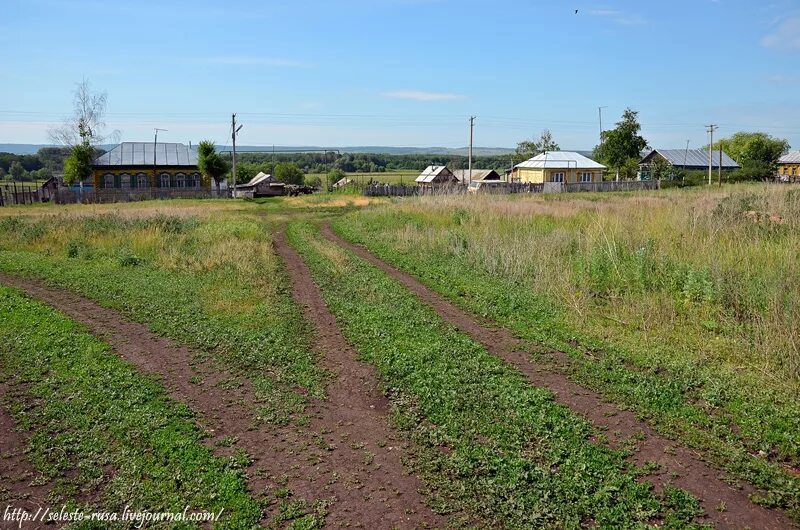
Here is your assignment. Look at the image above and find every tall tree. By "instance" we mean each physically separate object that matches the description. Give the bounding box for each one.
[709,132,789,170]
[9,161,24,181]
[197,140,229,194]
[274,162,305,185]
[514,129,560,163]
[49,80,118,185]
[593,108,648,180]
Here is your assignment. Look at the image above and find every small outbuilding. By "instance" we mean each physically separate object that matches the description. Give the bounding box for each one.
[415,165,458,186]
[234,172,285,198]
[453,169,502,184]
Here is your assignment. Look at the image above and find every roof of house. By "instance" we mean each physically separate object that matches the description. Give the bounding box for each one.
[93,142,198,167]
[779,151,800,164]
[515,151,606,170]
[453,169,501,183]
[332,177,353,188]
[237,172,284,189]
[643,148,739,168]
[416,165,455,183]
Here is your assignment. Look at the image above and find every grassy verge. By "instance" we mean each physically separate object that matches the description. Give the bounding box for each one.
[0,286,262,528]
[286,220,707,528]
[332,188,800,519]
[0,209,323,426]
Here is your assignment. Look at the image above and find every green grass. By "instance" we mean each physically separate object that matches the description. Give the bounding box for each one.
[332,186,800,520]
[0,210,324,426]
[0,286,262,528]
[286,220,707,529]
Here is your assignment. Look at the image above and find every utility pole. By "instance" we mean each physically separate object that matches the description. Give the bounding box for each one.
[231,113,243,194]
[718,141,723,187]
[468,116,475,185]
[598,106,607,144]
[705,124,718,186]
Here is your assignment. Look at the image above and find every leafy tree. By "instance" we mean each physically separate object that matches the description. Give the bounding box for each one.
[326,168,346,191]
[650,155,672,181]
[235,162,274,184]
[274,162,304,185]
[593,108,648,180]
[710,132,789,170]
[62,144,94,185]
[514,129,560,163]
[197,140,229,193]
[9,161,24,181]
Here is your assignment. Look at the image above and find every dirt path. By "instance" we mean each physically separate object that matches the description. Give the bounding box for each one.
[0,380,54,527]
[320,224,794,530]
[0,268,442,528]
[273,230,444,529]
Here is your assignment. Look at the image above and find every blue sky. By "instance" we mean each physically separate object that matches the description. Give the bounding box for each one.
[1,0,799,150]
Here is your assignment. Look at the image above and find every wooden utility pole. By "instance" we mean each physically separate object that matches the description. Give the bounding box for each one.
[231,114,243,195]
[718,141,723,187]
[598,106,607,144]
[705,124,718,186]
[468,116,475,185]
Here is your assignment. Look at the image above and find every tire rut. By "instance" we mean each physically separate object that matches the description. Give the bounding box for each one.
[320,223,794,530]
[0,266,442,529]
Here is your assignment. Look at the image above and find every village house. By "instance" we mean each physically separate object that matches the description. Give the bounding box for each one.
[234,172,285,198]
[638,148,739,179]
[510,151,605,184]
[777,151,800,180]
[415,165,458,186]
[92,142,205,190]
[452,169,502,184]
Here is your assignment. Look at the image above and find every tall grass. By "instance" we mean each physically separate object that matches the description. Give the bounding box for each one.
[363,186,800,389]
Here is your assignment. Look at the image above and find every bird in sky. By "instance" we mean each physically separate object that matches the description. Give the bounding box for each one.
[575,9,579,14]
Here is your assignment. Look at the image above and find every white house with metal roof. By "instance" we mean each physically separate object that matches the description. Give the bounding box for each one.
[510,151,606,184]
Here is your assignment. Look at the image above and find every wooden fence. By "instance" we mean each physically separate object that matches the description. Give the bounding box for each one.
[0,182,46,206]
[53,188,223,204]
[362,180,657,197]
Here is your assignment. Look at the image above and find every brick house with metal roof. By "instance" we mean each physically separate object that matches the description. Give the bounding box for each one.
[92,142,207,190]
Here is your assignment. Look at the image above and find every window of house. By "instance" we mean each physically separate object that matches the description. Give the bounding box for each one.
[160,173,171,188]
[137,173,149,188]
[581,172,592,182]
[103,174,115,188]
[120,174,131,188]
[793,167,797,176]
[191,173,201,188]
[175,173,186,188]
[551,172,564,183]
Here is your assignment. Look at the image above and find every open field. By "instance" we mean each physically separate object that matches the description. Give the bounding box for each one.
[305,171,420,187]
[0,185,798,528]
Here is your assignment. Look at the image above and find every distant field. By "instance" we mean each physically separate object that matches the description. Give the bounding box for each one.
[306,170,419,186]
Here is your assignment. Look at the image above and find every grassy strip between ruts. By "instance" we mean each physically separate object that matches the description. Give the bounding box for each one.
[331,210,800,520]
[286,220,707,529]
[0,213,324,427]
[0,286,262,529]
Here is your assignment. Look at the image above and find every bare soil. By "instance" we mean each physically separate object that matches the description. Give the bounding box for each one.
[321,223,795,530]
[0,266,442,528]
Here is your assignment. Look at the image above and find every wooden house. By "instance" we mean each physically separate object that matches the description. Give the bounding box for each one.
[453,169,502,184]
[92,142,205,190]
[778,151,800,181]
[639,148,739,179]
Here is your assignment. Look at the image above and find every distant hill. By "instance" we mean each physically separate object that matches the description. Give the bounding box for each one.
[0,143,515,156]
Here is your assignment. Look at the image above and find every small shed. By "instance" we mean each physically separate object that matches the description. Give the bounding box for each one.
[453,169,502,184]
[415,165,458,186]
[234,172,285,198]
[332,177,353,189]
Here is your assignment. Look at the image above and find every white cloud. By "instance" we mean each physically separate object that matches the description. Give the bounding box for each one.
[205,56,312,68]
[382,90,466,101]
[587,8,646,26]
[762,16,800,50]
